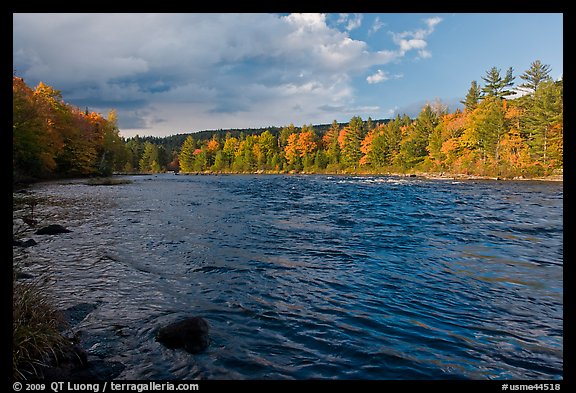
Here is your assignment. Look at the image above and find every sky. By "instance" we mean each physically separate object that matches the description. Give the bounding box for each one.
[13,13,563,138]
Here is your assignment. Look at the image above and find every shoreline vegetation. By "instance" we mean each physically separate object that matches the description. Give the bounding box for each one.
[14,60,563,187]
[114,170,563,182]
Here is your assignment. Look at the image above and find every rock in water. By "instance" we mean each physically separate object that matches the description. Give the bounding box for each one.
[35,224,72,235]
[13,238,37,247]
[156,316,210,354]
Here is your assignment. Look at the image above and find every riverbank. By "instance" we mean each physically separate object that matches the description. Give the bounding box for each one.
[170,169,563,182]
[12,184,126,380]
[406,171,563,182]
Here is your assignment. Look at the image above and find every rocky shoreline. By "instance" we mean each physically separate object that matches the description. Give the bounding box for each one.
[13,182,217,380]
[172,169,563,182]
[405,171,563,182]
[14,219,210,380]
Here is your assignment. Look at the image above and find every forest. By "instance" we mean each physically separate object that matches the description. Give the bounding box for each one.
[13,60,563,181]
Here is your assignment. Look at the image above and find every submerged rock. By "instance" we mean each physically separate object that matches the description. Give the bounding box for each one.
[33,344,125,380]
[35,224,72,235]
[16,272,34,280]
[13,238,37,247]
[62,303,99,327]
[156,316,210,354]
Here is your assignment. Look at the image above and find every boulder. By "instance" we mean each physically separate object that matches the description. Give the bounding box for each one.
[62,303,98,327]
[13,238,37,247]
[35,224,72,235]
[156,316,210,354]
[16,272,34,280]
[33,343,125,380]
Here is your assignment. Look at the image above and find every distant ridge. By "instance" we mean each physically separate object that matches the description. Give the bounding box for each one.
[131,118,393,148]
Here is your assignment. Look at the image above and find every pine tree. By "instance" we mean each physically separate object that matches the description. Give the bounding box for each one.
[324,120,341,165]
[469,97,507,162]
[461,80,482,111]
[519,60,552,94]
[522,80,563,168]
[179,136,197,173]
[139,142,160,172]
[398,105,439,167]
[482,66,515,99]
[341,116,363,169]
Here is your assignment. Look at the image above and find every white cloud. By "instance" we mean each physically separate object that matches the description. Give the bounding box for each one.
[387,106,399,116]
[336,13,363,31]
[418,49,432,59]
[425,16,443,30]
[366,70,403,84]
[346,14,363,31]
[13,13,442,136]
[367,70,389,84]
[391,16,442,56]
[369,16,386,34]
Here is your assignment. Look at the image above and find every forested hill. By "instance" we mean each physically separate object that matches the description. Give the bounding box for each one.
[136,119,391,158]
[13,59,562,181]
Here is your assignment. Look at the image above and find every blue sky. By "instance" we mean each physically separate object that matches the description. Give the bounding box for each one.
[13,13,563,138]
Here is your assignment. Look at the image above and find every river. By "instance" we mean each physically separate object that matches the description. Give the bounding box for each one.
[13,174,563,379]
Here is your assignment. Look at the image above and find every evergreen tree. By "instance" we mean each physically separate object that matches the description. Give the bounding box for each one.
[179,136,197,173]
[519,60,552,94]
[397,105,438,168]
[461,80,482,111]
[324,120,341,166]
[366,117,374,132]
[341,116,363,169]
[469,97,507,162]
[482,66,515,99]
[139,142,160,172]
[522,80,563,168]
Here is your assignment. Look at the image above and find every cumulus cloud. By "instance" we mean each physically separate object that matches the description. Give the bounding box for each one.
[369,16,386,35]
[391,16,442,58]
[336,13,363,31]
[366,70,389,84]
[13,13,441,136]
[366,70,403,84]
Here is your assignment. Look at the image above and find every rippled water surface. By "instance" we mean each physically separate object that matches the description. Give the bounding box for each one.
[15,174,563,379]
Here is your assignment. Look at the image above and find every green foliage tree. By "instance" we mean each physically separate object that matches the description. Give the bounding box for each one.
[482,66,515,99]
[398,105,438,168]
[519,60,552,95]
[340,116,363,169]
[257,130,277,169]
[139,142,160,173]
[13,77,61,178]
[222,136,239,168]
[461,80,482,111]
[521,80,563,168]
[179,136,197,173]
[193,148,208,171]
[324,120,341,167]
[469,96,508,163]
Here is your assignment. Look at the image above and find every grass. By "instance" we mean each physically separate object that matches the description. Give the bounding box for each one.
[12,269,69,380]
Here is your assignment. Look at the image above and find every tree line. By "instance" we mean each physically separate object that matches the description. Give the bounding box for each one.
[13,60,562,181]
[13,76,125,181]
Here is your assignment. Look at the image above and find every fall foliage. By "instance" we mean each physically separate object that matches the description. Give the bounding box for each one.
[13,60,562,181]
[13,76,124,181]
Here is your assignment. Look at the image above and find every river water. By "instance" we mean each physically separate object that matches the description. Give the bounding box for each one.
[14,174,563,379]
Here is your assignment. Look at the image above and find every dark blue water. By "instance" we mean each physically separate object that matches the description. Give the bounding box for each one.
[16,174,563,379]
